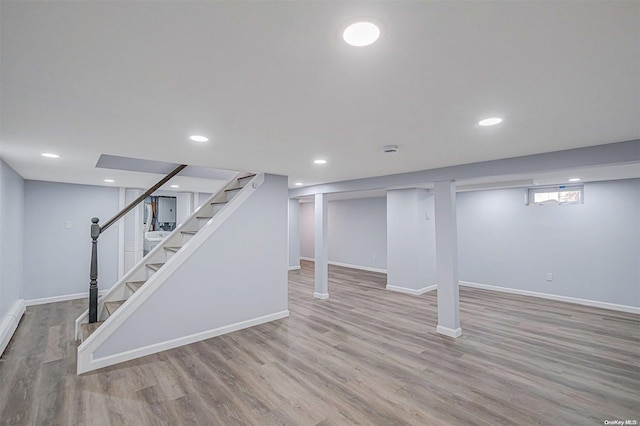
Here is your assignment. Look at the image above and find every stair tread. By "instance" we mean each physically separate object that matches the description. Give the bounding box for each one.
[211,201,228,205]
[104,300,126,315]
[163,246,181,252]
[181,230,197,235]
[126,281,145,292]
[237,174,256,181]
[224,187,242,192]
[81,321,104,340]
[146,263,165,271]
[196,216,213,219]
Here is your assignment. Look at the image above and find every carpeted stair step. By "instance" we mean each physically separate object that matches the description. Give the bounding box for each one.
[145,263,165,272]
[104,300,126,316]
[126,281,145,293]
[81,321,104,341]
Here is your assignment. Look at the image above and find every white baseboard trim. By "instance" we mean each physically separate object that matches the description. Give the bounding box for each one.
[0,299,26,356]
[328,261,387,274]
[313,292,329,300]
[298,257,387,274]
[26,290,109,307]
[460,281,640,315]
[436,325,462,338]
[78,309,289,374]
[288,265,301,271]
[386,284,436,296]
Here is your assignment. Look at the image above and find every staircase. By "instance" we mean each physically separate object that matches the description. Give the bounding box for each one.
[75,172,257,342]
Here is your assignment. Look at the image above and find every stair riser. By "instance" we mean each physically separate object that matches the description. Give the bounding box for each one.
[237,175,254,187]
[197,218,211,228]
[213,204,225,214]
[165,250,176,261]
[146,268,156,279]
[225,189,241,201]
[182,233,194,244]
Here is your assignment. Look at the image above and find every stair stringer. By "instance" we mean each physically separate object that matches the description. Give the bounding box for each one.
[73,172,248,340]
[77,173,289,374]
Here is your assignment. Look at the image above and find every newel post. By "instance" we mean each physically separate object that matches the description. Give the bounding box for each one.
[89,217,100,323]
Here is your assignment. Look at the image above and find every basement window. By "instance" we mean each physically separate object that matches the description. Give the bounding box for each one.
[527,185,583,205]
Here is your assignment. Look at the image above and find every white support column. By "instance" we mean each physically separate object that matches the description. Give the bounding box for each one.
[193,192,200,211]
[314,193,329,299]
[117,188,126,279]
[288,199,301,271]
[434,180,462,338]
[124,188,144,274]
[176,192,194,227]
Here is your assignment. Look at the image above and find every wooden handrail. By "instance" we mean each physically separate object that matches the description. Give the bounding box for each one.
[100,164,187,233]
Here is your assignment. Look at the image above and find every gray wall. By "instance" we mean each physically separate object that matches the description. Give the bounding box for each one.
[94,174,289,358]
[328,197,387,269]
[387,189,436,290]
[299,202,314,258]
[299,197,387,270]
[457,179,640,307]
[23,181,120,300]
[0,159,25,318]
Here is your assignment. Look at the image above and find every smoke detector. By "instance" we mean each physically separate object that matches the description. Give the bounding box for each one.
[382,145,398,153]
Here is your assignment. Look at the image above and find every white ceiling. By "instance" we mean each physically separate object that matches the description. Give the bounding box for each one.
[1,1,639,190]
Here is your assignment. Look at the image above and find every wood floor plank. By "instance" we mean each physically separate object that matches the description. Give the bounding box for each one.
[1,261,638,425]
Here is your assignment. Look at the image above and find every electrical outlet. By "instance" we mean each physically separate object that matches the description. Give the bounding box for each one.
[64,220,72,229]
[546,273,553,281]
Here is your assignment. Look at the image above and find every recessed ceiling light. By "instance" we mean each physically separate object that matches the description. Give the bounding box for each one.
[343,21,380,47]
[189,135,209,142]
[568,178,581,182]
[294,182,303,186]
[104,179,115,183]
[170,184,180,188]
[478,117,503,126]
[41,153,61,158]
[314,159,327,165]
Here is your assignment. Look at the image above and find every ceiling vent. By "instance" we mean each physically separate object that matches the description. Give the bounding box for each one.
[382,145,398,153]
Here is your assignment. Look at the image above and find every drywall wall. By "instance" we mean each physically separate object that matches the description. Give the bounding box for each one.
[457,179,640,307]
[92,174,289,359]
[300,202,314,258]
[328,197,387,270]
[23,181,120,300]
[0,159,25,326]
[299,197,387,270]
[387,189,436,292]
[288,199,300,269]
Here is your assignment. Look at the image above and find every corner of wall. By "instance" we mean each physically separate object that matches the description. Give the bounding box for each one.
[0,299,26,357]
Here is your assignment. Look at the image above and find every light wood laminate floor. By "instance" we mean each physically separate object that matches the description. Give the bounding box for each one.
[1,261,638,425]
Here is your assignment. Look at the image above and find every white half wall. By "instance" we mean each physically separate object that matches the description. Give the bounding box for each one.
[91,174,289,360]
[0,159,25,356]
[23,181,120,300]
[457,178,640,308]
